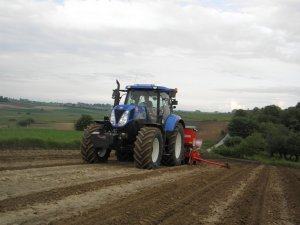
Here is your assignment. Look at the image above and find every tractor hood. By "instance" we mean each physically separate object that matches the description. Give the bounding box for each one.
[110,104,147,128]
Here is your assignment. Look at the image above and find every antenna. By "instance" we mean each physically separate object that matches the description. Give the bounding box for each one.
[134,74,138,83]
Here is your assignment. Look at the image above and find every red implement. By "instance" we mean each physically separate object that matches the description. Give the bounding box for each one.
[184,127,230,169]
[184,149,230,168]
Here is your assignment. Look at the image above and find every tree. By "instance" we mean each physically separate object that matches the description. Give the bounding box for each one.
[215,133,266,158]
[281,106,300,132]
[265,124,289,159]
[257,105,282,123]
[17,118,35,127]
[0,96,9,102]
[286,132,300,162]
[234,109,247,117]
[75,114,93,131]
[224,136,243,147]
[228,116,259,138]
[237,133,266,156]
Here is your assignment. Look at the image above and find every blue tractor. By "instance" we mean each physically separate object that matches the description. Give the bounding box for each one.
[80,80,185,169]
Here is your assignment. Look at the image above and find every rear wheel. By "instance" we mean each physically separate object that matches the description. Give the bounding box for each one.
[162,124,184,166]
[81,123,110,163]
[134,127,163,169]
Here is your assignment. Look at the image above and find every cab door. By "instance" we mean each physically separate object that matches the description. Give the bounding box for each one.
[160,92,171,124]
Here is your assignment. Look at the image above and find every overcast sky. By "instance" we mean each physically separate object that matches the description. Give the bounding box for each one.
[0,0,299,112]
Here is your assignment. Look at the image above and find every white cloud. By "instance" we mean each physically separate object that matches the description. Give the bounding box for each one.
[0,0,299,111]
[225,100,247,111]
[46,1,166,30]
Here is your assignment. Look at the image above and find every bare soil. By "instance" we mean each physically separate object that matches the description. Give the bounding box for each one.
[185,121,228,143]
[0,150,299,225]
[30,123,74,130]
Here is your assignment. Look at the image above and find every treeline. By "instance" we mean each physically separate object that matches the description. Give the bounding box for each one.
[0,96,112,110]
[63,102,112,110]
[214,103,300,162]
[0,96,9,102]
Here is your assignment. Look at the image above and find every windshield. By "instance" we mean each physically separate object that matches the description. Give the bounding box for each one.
[125,90,158,107]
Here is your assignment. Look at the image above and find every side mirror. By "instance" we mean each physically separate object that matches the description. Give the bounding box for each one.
[171,99,178,105]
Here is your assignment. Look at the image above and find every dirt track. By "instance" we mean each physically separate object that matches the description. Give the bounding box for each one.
[0,150,299,225]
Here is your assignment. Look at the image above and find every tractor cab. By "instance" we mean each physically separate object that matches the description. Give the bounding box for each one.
[111,84,177,127]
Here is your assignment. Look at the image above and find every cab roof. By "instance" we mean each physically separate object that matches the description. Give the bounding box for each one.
[125,84,173,92]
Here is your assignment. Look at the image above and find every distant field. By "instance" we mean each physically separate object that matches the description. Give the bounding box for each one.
[177,111,231,122]
[0,102,109,128]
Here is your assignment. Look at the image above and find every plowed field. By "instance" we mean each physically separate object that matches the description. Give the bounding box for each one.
[0,150,299,225]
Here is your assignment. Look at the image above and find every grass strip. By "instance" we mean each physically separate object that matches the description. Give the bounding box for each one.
[0,128,82,150]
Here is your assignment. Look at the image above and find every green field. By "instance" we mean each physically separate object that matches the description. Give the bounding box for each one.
[0,128,82,150]
[0,128,81,141]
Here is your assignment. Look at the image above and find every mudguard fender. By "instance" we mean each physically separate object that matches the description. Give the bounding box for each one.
[164,114,185,132]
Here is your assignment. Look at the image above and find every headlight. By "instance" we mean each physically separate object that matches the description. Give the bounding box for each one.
[110,110,116,125]
[118,110,129,126]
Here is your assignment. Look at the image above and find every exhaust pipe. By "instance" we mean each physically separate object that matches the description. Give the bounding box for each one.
[112,80,121,107]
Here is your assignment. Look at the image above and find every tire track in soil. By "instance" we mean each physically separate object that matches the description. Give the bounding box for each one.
[0,161,84,171]
[0,165,218,225]
[243,166,269,225]
[0,154,80,161]
[0,150,81,171]
[209,165,270,225]
[188,165,265,225]
[277,167,300,225]
[215,166,299,225]
[157,165,264,225]
[53,163,252,225]
[258,167,294,225]
[0,164,205,213]
[0,152,118,171]
[0,162,145,201]
[144,166,255,225]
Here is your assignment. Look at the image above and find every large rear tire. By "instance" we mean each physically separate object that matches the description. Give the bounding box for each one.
[134,127,163,169]
[81,123,110,163]
[162,124,184,166]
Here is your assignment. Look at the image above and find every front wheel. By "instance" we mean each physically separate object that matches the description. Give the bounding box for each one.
[81,123,110,163]
[134,127,163,169]
[96,148,111,163]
